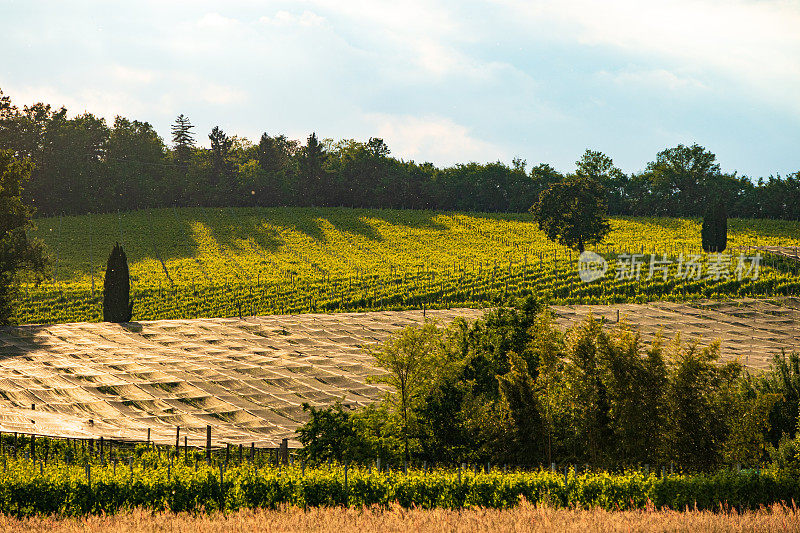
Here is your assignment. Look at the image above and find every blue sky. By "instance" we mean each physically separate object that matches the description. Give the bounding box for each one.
[2,0,799,178]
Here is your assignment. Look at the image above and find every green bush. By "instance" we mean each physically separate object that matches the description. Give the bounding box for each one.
[0,457,799,516]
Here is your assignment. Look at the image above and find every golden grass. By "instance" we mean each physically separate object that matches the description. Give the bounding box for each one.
[2,502,800,533]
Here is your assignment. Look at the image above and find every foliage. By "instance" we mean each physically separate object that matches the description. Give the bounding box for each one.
[751,351,800,446]
[532,176,610,253]
[171,114,195,168]
[1,89,799,219]
[102,242,132,322]
[298,302,797,472]
[642,144,723,217]
[662,340,740,471]
[297,401,372,464]
[702,199,728,253]
[0,149,47,324]
[0,453,799,516]
[369,322,443,461]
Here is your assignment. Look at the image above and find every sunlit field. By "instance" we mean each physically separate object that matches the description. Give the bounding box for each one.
[17,207,800,324]
[3,503,799,533]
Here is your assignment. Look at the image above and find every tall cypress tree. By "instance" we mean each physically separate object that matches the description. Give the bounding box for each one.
[714,199,728,252]
[701,199,728,253]
[103,242,133,322]
[701,203,715,252]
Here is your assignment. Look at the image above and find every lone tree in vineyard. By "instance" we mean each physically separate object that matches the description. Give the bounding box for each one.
[701,199,728,253]
[103,242,133,322]
[532,176,610,253]
[0,150,47,324]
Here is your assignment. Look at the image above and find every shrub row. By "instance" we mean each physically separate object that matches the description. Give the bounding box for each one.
[1,460,799,516]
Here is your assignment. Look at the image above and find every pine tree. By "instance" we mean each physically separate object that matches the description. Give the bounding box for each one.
[170,114,195,166]
[301,133,327,206]
[208,126,232,188]
[103,242,133,322]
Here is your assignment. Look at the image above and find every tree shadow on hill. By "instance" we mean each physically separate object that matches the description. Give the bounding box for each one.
[0,324,58,359]
[196,207,285,253]
[42,207,522,285]
[121,322,143,333]
[0,321,149,361]
[197,207,451,246]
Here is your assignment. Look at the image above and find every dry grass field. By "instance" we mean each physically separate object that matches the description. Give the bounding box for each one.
[2,503,799,533]
[0,300,797,449]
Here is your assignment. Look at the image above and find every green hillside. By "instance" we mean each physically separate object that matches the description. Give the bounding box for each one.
[16,207,800,324]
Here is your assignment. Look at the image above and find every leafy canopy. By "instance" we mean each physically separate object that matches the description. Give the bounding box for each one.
[0,149,47,324]
[531,175,610,253]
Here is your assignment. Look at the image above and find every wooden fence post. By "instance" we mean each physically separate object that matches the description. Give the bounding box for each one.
[175,426,180,455]
[280,438,288,465]
[206,425,211,463]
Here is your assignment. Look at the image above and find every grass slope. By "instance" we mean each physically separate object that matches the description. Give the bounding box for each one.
[17,207,800,324]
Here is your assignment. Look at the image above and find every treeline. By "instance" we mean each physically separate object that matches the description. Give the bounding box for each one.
[1,89,798,218]
[299,299,800,472]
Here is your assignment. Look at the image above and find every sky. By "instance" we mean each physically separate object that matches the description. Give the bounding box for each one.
[1,0,799,178]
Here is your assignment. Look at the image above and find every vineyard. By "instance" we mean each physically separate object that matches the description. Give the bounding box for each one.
[16,207,800,325]
[0,443,798,516]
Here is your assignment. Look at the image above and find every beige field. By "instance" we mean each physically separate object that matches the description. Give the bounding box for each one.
[2,503,799,533]
[0,299,797,449]
[552,297,800,371]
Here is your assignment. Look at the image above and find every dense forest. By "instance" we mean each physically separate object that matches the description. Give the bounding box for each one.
[1,89,798,219]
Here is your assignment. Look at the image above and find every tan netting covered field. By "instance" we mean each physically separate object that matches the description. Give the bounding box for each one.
[0,299,796,449]
[552,298,800,371]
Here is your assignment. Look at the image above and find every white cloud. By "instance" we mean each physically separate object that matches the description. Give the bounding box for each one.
[364,113,508,164]
[259,10,326,27]
[497,0,800,112]
[199,83,249,106]
[597,68,707,92]
[196,12,242,30]
[2,84,150,121]
[2,0,798,176]
[111,65,156,85]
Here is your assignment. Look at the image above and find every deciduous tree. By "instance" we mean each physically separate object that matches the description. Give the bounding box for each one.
[0,150,47,323]
[532,176,610,253]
